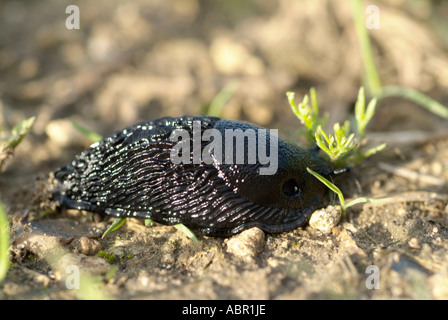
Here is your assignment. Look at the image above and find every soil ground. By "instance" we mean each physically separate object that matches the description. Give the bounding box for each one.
[1,0,448,300]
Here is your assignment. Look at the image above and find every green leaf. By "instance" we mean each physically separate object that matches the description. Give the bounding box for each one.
[1,116,35,151]
[344,133,356,149]
[315,124,356,163]
[315,127,330,155]
[380,85,448,120]
[144,218,153,227]
[174,224,199,243]
[354,87,378,139]
[207,80,239,117]
[0,201,10,285]
[310,87,319,118]
[361,142,387,160]
[289,92,312,128]
[354,87,366,124]
[352,0,382,95]
[365,97,378,124]
[345,197,387,208]
[307,168,346,216]
[102,218,127,238]
[308,168,389,218]
[70,120,102,143]
[0,116,35,171]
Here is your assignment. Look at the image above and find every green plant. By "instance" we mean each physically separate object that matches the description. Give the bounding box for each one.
[351,0,381,96]
[287,88,322,144]
[288,87,386,168]
[206,80,239,117]
[98,250,116,263]
[0,116,35,171]
[379,86,448,119]
[0,201,9,285]
[174,224,199,244]
[351,0,448,119]
[288,87,388,214]
[307,168,386,218]
[70,120,102,143]
[314,121,356,166]
[102,217,127,239]
[0,116,35,285]
[300,0,448,215]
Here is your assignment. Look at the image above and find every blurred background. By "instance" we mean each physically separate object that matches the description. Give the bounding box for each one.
[1,0,448,171]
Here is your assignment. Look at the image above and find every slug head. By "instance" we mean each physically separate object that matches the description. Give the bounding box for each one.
[211,120,333,212]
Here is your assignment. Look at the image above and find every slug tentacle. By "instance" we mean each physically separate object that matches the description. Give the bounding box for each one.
[53,115,333,237]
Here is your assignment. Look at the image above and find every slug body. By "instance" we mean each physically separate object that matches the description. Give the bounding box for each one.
[53,116,333,237]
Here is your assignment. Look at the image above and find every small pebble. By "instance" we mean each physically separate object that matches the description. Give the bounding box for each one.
[408,237,421,249]
[226,227,265,259]
[308,205,342,234]
[177,251,190,265]
[331,225,341,236]
[72,236,101,255]
[267,258,280,268]
[162,253,175,264]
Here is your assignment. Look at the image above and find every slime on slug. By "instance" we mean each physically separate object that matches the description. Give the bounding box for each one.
[52,115,344,237]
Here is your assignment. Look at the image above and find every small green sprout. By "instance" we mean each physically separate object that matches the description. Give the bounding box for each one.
[314,121,356,165]
[0,201,10,285]
[102,218,127,239]
[352,0,448,119]
[173,224,199,244]
[98,250,116,263]
[289,87,388,219]
[207,80,239,117]
[100,213,198,242]
[0,116,35,171]
[306,168,346,216]
[70,120,102,143]
[104,265,119,281]
[288,87,385,167]
[287,89,322,144]
[352,88,386,163]
[355,87,377,139]
[144,218,153,227]
[0,116,36,283]
[307,168,386,218]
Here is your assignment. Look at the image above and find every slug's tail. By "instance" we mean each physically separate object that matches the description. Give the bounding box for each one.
[52,161,98,212]
[52,149,156,221]
[52,167,155,220]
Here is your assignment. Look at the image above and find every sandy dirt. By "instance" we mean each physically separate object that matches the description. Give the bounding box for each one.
[1,0,448,300]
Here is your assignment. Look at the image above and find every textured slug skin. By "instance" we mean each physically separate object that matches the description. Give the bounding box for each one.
[52,116,333,237]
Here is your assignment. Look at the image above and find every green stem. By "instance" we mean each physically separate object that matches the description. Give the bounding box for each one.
[352,0,382,96]
[0,201,10,285]
[380,85,448,119]
[307,168,346,217]
[207,80,239,117]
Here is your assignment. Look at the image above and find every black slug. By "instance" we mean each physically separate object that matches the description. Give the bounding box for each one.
[52,115,336,237]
